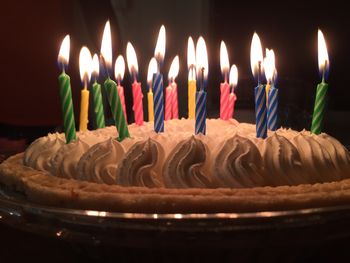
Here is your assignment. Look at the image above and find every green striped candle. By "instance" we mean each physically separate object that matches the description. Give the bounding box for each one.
[92,81,105,129]
[58,72,76,143]
[104,77,130,141]
[57,35,76,144]
[311,30,330,135]
[311,81,328,134]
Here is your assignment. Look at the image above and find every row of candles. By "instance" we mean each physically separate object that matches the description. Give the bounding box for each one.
[57,21,329,143]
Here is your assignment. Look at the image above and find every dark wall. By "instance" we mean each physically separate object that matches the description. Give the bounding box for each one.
[0,0,349,128]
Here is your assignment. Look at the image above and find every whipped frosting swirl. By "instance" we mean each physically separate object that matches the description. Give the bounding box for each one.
[116,138,164,187]
[164,136,212,188]
[213,134,265,188]
[24,133,65,171]
[77,138,125,184]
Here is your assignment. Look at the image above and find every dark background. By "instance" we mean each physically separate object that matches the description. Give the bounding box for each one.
[0,0,349,136]
[1,1,350,261]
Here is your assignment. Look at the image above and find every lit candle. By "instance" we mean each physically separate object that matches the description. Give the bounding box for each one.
[170,56,179,119]
[115,55,128,123]
[57,35,76,143]
[78,46,92,132]
[100,21,130,141]
[91,54,106,129]
[195,36,208,135]
[153,25,166,133]
[147,58,157,122]
[187,37,196,119]
[311,29,330,134]
[228,65,238,119]
[126,42,143,125]
[250,32,267,138]
[165,56,179,120]
[219,41,230,120]
[264,49,278,131]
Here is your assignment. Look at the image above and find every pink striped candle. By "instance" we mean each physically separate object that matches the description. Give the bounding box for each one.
[165,85,172,120]
[228,92,237,119]
[220,82,230,120]
[126,42,144,126]
[171,83,178,119]
[117,85,127,123]
[219,41,230,120]
[132,81,144,125]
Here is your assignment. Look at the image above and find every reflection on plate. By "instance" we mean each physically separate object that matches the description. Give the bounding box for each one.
[2,185,350,249]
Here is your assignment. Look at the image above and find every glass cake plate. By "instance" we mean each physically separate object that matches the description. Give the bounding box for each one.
[2,184,350,249]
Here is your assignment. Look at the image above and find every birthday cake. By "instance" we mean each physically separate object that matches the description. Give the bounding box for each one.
[1,118,350,213]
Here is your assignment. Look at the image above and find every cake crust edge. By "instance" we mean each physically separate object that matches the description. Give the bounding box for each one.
[1,153,350,213]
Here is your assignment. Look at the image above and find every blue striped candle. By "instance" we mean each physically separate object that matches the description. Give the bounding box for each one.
[153,72,164,133]
[267,85,278,131]
[195,90,207,135]
[254,84,267,138]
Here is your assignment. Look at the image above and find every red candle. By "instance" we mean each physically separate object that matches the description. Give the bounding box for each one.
[132,80,144,125]
[171,83,178,119]
[114,55,128,123]
[117,85,127,123]
[165,85,173,120]
[127,42,144,125]
[219,41,230,120]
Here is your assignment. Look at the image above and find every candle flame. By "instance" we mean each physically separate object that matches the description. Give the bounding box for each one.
[168,55,179,82]
[264,48,275,83]
[126,42,139,80]
[114,55,125,82]
[147,58,158,87]
[187,36,196,68]
[220,41,230,79]
[92,54,100,78]
[318,29,329,79]
[250,32,264,79]
[100,21,112,71]
[229,64,238,88]
[79,46,92,87]
[58,35,70,68]
[154,25,166,65]
[196,36,208,82]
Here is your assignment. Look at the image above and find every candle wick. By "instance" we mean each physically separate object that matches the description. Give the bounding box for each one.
[322,60,327,83]
[257,61,261,85]
[118,78,121,86]
[201,67,205,91]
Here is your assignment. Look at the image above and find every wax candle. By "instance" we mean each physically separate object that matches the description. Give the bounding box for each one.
[171,83,179,119]
[57,35,76,143]
[165,85,172,120]
[264,49,278,131]
[251,33,267,138]
[311,30,329,135]
[228,65,238,119]
[153,73,164,132]
[78,46,92,132]
[168,56,179,119]
[147,58,157,122]
[115,55,127,123]
[104,78,130,140]
[126,42,143,125]
[187,37,196,119]
[219,41,230,120]
[91,54,105,129]
[195,37,208,135]
[153,25,166,133]
[100,20,130,141]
